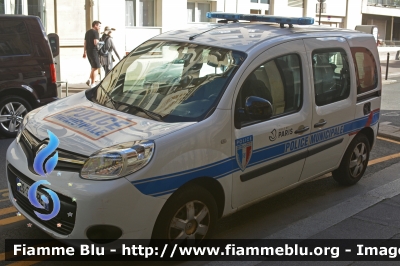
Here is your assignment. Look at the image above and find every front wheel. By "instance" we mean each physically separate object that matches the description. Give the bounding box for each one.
[152,184,218,245]
[0,96,32,138]
[332,134,370,186]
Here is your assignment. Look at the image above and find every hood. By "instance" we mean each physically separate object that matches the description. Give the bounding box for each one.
[25,92,195,156]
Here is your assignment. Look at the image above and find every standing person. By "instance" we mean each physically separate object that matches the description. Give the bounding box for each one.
[99,27,121,75]
[83,21,102,87]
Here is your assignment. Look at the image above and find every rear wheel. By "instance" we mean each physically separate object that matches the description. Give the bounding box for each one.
[0,96,32,138]
[152,184,218,245]
[332,134,370,186]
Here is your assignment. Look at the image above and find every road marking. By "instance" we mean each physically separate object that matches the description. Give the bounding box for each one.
[6,256,52,266]
[0,188,8,193]
[0,206,17,216]
[2,193,9,197]
[377,136,400,145]
[0,250,17,262]
[0,215,26,226]
[0,241,57,263]
[0,198,10,203]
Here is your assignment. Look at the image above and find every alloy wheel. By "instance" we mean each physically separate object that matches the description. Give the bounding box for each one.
[349,142,367,178]
[168,200,210,243]
[0,102,27,133]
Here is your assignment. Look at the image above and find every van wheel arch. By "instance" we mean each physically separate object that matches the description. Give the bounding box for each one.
[0,88,39,109]
[333,133,370,186]
[165,177,225,218]
[358,127,375,149]
[151,177,225,240]
[188,177,225,218]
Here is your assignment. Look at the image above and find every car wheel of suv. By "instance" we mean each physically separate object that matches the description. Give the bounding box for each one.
[332,134,370,186]
[152,184,218,245]
[0,96,32,138]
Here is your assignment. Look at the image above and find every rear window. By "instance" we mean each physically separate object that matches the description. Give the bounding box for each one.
[0,20,32,56]
[350,47,378,94]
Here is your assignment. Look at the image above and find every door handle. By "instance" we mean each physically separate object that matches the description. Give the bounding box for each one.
[363,102,371,115]
[295,126,310,134]
[314,119,327,128]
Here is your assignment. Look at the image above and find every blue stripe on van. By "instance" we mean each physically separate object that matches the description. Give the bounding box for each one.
[132,110,380,196]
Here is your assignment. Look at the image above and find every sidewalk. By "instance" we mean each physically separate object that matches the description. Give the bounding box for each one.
[60,83,88,98]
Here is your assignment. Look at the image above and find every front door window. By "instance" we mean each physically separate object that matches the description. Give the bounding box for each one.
[235,53,303,128]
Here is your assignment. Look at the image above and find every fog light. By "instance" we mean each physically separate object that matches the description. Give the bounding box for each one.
[86,225,122,244]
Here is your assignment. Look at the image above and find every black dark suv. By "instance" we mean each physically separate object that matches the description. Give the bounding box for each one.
[0,15,59,137]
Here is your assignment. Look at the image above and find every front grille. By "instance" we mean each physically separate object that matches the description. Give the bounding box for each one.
[7,164,77,235]
[19,129,88,173]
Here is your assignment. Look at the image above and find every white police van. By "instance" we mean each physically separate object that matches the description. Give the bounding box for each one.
[6,13,381,244]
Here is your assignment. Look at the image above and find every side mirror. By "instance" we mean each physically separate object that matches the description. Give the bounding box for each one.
[245,96,273,121]
[47,33,60,57]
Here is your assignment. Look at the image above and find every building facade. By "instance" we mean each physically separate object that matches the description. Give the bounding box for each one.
[1,0,399,83]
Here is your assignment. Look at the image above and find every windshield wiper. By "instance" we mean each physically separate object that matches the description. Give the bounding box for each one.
[113,101,164,122]
[100,85,117,109]
[99,85,163,121]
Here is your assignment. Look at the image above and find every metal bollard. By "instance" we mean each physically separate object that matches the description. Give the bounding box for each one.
[56,81,69,97]
[385,53,389,80]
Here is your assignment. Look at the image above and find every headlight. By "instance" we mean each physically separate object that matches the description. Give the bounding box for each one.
[16,107,44,142]
[80,140,155,180]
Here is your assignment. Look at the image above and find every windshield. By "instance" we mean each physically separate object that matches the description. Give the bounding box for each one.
[89,41,246,122]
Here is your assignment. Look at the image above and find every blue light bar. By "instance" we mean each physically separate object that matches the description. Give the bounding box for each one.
[206,12,314,26]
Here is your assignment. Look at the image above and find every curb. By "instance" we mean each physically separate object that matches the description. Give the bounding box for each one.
[382,79,397,85]
[377,123,400,142]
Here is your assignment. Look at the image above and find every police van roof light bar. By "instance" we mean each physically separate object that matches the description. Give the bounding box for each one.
[206,12,314,28]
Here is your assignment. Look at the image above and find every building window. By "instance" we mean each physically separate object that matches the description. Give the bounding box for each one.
[27,0,46,26]
[288,0,304,8]
[13,0,23,14]
[187,1,210,23]
[251,0,269,3]
[125,0,155,27]
[250,9,261,14]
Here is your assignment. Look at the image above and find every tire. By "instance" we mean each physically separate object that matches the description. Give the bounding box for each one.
[332,134,370,186]
[152,184,218,245]
[0,96,32,138]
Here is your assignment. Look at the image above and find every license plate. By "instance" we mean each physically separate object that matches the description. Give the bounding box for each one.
[16,178,50,211]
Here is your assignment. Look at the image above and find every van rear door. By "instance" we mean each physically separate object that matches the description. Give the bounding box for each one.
[347,37,381,147]
[300,37,357,181]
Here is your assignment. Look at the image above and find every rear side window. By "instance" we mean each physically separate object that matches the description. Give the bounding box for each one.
[0,20,31,56]
[312,49,350,106]
[351,47,378,94]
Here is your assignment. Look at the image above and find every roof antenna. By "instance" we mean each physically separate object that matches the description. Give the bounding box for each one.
[189,24,227,41]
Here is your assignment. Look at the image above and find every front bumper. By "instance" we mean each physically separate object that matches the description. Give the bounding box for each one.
[6,139,166,240]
